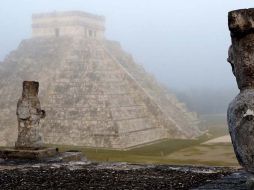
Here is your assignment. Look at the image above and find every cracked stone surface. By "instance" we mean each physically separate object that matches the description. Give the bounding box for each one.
[15,81,45,149]
[227,8,254,180]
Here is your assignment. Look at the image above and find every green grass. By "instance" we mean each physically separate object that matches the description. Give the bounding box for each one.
[0,114,235,166]
[45,114,238,166]
[48,142,238,166]
[48,138,202,164]
[47,134,236,166]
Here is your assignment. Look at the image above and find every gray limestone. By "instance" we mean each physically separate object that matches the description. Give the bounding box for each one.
[0,148,57,160]
[0,81,84,161]
[227,8,254,189]
[15,81,45,149]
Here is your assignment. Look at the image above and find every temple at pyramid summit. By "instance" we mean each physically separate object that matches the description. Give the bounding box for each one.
[0,11,201,149]
[32,11,105,39]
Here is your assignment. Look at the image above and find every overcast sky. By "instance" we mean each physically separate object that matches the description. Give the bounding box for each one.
[0,0,253,90]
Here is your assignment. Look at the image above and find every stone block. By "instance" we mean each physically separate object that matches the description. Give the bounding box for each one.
[0,147,58,160]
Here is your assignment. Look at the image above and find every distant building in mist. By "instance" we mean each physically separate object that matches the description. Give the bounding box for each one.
[32,11,105,39]
[0,11,201,149]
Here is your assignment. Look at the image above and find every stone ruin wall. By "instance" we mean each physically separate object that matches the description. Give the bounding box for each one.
[32,11,105,39]
[105,41,200,137]
[0,36,200,149]
[40,38,176,149]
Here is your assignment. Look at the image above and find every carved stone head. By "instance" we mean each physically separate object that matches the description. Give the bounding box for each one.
[228,9,254,90]
[22,81,39,98]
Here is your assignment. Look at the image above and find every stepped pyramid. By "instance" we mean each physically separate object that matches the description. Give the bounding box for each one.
[0,11,201,149]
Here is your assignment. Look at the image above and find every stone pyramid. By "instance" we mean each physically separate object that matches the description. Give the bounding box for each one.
[0,11,201,149]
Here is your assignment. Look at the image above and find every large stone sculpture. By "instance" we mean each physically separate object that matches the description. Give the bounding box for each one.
[228,9,254,188]
[15,81,45,149]
[0,81,85,161]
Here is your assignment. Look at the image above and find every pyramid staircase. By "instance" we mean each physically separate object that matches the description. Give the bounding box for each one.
[0,37,201,149]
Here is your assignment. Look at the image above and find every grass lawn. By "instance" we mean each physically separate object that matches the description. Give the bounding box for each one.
[165,143,238,166]
[49,137,238,166]
[47,114,238,167]
[49,138,204,164]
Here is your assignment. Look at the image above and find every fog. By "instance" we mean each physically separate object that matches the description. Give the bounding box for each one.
[0,0,253,92]
[0,1,253,170]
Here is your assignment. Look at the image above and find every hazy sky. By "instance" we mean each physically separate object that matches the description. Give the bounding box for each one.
[0,0,254,90]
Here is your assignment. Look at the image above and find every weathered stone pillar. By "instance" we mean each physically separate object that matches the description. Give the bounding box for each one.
[228,9,254,189]
[15,81,45,149]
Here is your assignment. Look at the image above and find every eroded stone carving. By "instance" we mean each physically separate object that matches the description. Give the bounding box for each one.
[15,81,45,149]
[228,9,254,188]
